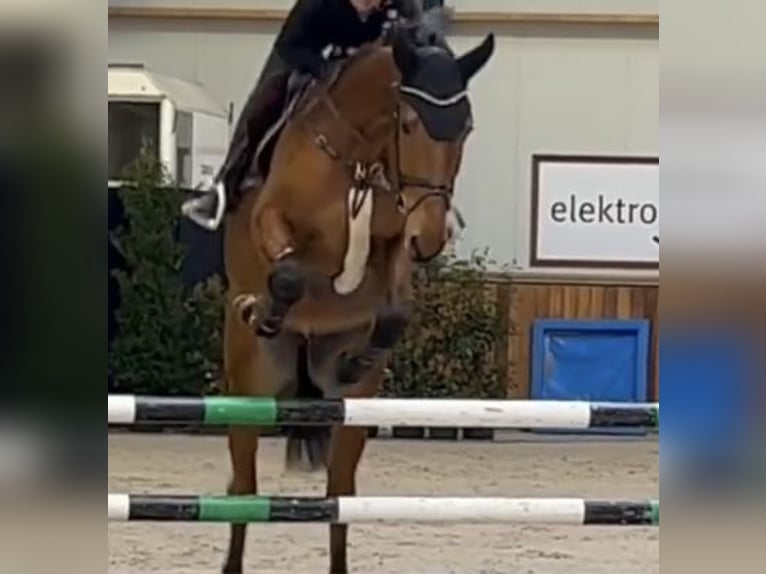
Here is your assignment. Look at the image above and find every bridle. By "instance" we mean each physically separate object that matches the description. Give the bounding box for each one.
[394,85,471,213]
[304,75,471,221]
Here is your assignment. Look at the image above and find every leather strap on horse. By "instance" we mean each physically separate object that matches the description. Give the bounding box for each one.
[296,61,460,221]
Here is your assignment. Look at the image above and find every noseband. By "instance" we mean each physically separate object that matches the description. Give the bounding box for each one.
[389,94,456,216]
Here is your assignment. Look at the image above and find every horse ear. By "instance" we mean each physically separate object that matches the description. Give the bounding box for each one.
[392,27,419,79]
[457,33,495,85]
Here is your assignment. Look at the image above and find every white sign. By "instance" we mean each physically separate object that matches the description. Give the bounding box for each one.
[530,154,658,269]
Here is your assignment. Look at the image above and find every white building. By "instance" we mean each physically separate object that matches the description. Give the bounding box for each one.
[108,63,230,189]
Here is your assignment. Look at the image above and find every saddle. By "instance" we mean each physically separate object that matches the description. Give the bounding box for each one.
[248,58,350,188]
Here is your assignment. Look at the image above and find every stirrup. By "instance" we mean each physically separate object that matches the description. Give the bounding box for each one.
[181,180,227,231]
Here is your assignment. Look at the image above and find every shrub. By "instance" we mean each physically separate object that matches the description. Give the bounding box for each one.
[109,144,224,395]
[385,248,506,398]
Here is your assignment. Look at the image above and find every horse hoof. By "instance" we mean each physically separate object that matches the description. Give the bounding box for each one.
[336,353,373,385]
[256,318,283,339]
[370,306,409,349]
[232,294,260,328]
[268,258,305,306]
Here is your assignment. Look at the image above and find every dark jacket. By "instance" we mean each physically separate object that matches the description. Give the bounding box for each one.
[275,0,423,78]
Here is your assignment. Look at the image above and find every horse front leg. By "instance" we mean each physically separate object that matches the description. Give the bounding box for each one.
[221,307,262,574]
[335,306,409,384]
[259,255,306,336]
[335,237,415,384]
[234,205,306,338]
[326,366,383,574]
[326,424,368,574]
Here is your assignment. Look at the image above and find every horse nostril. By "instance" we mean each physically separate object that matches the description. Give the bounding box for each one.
[409,235,424,262]
[410,235,442,263]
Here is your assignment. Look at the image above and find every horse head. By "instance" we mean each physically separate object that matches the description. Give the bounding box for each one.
[389,26,495,262]
[290,28,495,265]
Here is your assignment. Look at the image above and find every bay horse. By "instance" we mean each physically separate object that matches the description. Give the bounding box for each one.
[221,27,494,574]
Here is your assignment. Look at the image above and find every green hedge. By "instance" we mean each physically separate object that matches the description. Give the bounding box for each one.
[109,145,224,396]
[109,148,506,398]
[384,250,505,398]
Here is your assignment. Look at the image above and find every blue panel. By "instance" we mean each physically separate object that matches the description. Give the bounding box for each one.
[660,328,755,490]
[540,333,640,400]
[530,319,651,435]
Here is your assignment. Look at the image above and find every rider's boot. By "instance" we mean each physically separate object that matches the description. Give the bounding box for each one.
[182,64,290,231]
[181,179,228,231]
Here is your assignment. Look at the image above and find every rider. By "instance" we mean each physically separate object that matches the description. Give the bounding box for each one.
[182,0,454,230]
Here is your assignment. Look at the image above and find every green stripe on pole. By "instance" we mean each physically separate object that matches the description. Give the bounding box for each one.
[198,495,271,522]
[650,500,659,525]
[203,397,278,426]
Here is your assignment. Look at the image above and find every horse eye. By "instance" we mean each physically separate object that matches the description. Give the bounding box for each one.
[401,116,418,135]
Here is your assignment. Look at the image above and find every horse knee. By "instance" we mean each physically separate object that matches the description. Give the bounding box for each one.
[268,257,305,307]
[336,307,409,384]
[254,258,306,338]
[369,306,409,349]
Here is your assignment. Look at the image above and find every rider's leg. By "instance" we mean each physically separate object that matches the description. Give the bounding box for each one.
[226,68,311,196]
[180,84,262,230]
[182,51,291,230]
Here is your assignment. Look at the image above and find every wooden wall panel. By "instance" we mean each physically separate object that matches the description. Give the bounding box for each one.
[108,7,659,27]
[502,280,658,401]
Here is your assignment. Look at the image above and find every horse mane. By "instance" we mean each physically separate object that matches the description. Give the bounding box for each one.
[291,39,396,124]
[324,39,394,92]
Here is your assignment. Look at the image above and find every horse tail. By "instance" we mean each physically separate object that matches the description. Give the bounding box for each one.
[284,341,331,471]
